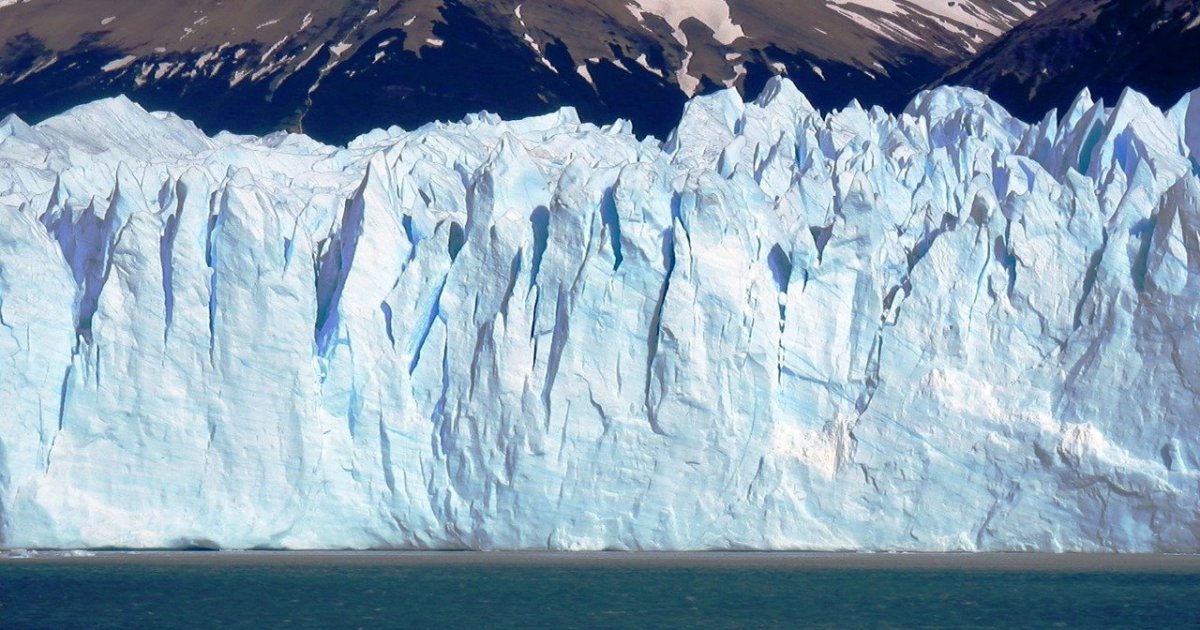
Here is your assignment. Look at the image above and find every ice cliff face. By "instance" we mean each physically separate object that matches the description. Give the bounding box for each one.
[1,79,1199,551]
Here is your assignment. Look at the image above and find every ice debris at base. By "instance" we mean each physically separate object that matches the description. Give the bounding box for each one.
[1,79,1199,551]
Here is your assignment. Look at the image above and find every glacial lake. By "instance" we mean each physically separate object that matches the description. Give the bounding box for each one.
[2,552,1198,628]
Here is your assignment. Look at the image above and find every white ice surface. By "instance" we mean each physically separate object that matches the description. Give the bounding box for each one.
[1,80,1200,551]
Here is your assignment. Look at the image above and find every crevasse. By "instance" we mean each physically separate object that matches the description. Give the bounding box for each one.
[1,79,1199,551]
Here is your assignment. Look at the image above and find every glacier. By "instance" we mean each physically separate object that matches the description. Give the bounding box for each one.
[0,78,1199,551]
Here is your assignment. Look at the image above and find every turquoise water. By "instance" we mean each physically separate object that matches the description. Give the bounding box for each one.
[2,554,1198,628]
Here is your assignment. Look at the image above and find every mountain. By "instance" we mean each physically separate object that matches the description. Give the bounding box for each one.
[941,0,1200,121]
[0,0,1048,143]
[2,80,1199,550]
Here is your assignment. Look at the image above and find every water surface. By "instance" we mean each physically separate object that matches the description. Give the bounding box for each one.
[2,552,1197,628]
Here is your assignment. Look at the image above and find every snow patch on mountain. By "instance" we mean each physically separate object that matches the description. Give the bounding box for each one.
[832,0,1000,34]
[626,0,745,46]
[100,55,137,73]
[828,0,1049,46]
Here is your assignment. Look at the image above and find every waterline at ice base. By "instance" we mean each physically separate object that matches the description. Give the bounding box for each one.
[1,78,1199,551]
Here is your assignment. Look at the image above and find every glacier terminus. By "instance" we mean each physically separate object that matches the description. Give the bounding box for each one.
[1,78,1199,551]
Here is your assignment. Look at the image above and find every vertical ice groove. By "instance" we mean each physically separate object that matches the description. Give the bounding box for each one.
[432,338,450,425]
[810,225,833,263]
[45,364,72,473]
[499,250,522,318]
[75,172,142,344]
[1130,214,1158,292]
[347,375,360,440]
[1073,229,1109,330]
[160,203,180,343]
[204,207,220,361]
[1000,218,1019,297]
[644,227,675,436]
[767,244,792,296]
[401,214,416,247]
[541,287,570,430]
[408,278,446,374]
[380,301,395,345]
[767,244,792,384]
[448,222,464,261]
[55,364,71,432]
[315,177,370,355]
[529,207,549,287]
[379,414,397,497]
[598,189,624,271]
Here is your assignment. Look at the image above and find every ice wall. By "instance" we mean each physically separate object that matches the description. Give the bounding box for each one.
[0,79,1198,550]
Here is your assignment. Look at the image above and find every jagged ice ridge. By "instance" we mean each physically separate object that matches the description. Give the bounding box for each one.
[1,78,1199,550]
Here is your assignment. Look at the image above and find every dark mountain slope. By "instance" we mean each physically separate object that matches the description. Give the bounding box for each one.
[941,0,1200,120]
[0,0,1050,142]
